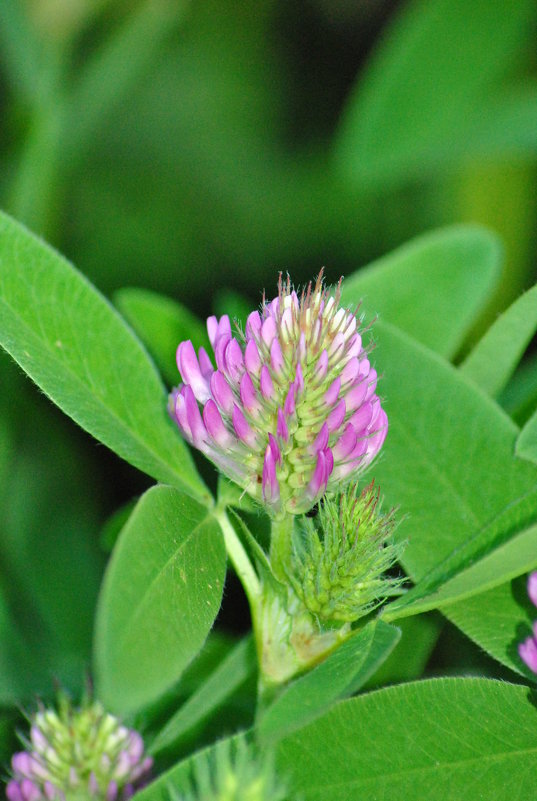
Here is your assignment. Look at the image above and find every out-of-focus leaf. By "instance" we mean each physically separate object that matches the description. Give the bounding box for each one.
[386,519,537,620]
[114,287,210,387]
[341,225,501,359]
[445,576,532,677]
[276,678,537,800]
[335,0,536,187]
[516,405,537,466]
[372,321,537,581]
[460,285,537,397]
[500,353,537,426]
[94,485,225,715]
[150,636,256,756]
[364,614,442,688]
[258,620,400,745]
[0,211,209,503]
[213,289,253,332]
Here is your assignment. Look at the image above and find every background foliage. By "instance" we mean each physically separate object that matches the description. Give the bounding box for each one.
[1,0,537,796]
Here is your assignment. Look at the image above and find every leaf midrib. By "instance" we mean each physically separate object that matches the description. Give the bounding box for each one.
[0,294,206,500]
[109,509,216,662]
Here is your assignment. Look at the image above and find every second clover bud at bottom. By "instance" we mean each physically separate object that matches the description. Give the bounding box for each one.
[170,272,387,516]
[6,695,152,801]
[288,481,404,624]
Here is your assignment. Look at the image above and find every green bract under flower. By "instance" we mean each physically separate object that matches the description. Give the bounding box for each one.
[171,273,387,516]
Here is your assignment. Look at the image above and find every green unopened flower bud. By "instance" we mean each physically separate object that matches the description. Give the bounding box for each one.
[169,740,286,801]
[288,481,404,623]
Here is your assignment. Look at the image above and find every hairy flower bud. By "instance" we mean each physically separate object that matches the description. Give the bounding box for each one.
[6,696,152,801]
[287,482,404,623]
[169,740,286,801]
[171,273,387,515]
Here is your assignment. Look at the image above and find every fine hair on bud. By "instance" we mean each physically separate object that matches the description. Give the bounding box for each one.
[287,481,405,624]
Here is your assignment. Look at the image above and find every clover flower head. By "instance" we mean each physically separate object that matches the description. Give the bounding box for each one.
[6,696,152,801]
[171,272,387,516]
[519,571,537,674]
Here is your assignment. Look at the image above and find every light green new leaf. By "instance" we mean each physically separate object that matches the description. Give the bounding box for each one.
[277,679,537,800]
[94,485,225,715]
[445,576,532,677]
[341,225,501,359]
[335,0,535,187]
[371,321,537,581]
[150,636,256,756]
[0,212,208,502]
[461,284,537,397]
[258,620,400,745]
[114,287,210,388]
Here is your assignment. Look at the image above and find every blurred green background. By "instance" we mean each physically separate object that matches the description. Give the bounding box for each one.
[0,0,537,729]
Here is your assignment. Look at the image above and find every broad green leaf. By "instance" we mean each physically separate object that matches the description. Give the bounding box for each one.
[460,284,537,397]
[114,287,210,388]
[385,494,537,619]
[372,321,537,581]
[341,225,501,359]
[258,620,400,745]
[0,211,209,502]
[94,485,225,715]
[445,576,532,677]
[150,636,256,756]
[277,678,537,800]
[364,614,442,688]
[335,0,535,187]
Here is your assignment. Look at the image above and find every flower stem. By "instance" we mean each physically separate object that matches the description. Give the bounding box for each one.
[215,509,260,604]
[269,515,294,581]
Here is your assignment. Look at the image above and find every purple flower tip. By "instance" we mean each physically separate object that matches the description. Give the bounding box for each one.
[170,272,388,514]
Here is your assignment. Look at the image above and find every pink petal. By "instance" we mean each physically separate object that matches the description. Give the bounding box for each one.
[310,422,329,455]
[348,402,373,435]
[308,451,326,497]
[332,423,357,460]
[224,338,244,382]
[324,377,341,406]
[270,338,285,375]
[244,339,261,375]
[345,378,368,413]
[210,371,234,414]
[284,383,296,416]
[198,346,214,379]
[346,333,363,359]
[519,636,537,674]
[340,357,360,387]
[239,372,260,413]
[203,400,232,447]
[315,349,328,382]
[262,444,280,504]
[329,332,345,358]
[261,316,277,347]
[295,363,304,393]
[260,365,274,400]
[183,385,208,448]
[327,399,346,432]
[277,408,289,441]
[268,433,282,464]
[529,572,537,608]
[176,341,211,402]
[365,369,378,401]
[246,311,262,339]
[232,404,256,446]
